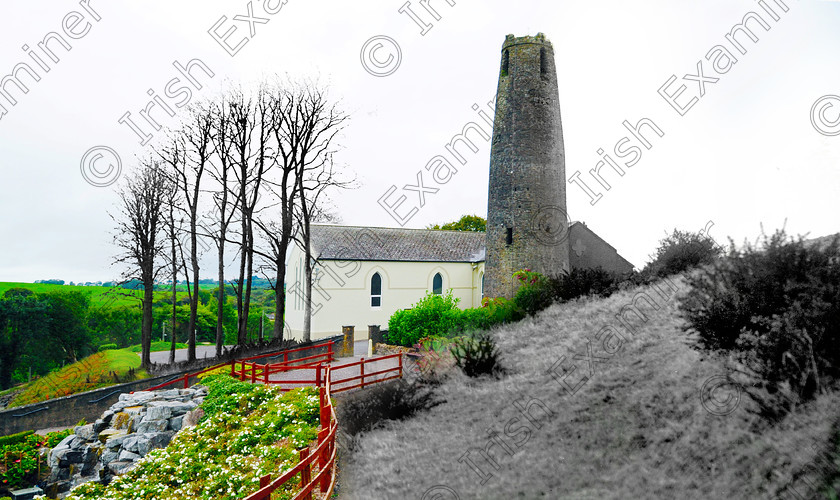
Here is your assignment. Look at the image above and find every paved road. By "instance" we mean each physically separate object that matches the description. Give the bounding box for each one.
[144,345,230,364]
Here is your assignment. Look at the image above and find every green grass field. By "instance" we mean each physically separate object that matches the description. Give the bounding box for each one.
[8,349,149,408]
[0,282,225,308]
[341,276,840,499]
[0,282,147,308]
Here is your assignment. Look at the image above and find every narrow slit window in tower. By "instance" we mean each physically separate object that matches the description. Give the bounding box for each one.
[506,228,513,245]
[502,50,509,77]
[540,48,547,75]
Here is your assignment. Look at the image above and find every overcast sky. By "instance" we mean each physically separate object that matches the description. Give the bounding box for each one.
[1,0,838,283]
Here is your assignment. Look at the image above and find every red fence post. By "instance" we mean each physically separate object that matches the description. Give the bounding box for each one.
[300,448,312,500]
[230,360,235,377]
[240,361,245,381]
[184,375,189,389]
[318,427,329,492]
[283,352,288,372]
[399,352,403,378]
[315,362,322,389]
[360,358,365,389]
[264,362,269,384]
[327,341,334,362]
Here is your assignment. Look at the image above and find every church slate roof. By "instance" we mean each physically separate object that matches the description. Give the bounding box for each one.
[309,225,486,263]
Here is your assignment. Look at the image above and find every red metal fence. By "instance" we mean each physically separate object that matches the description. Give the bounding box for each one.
[144,342,335,392]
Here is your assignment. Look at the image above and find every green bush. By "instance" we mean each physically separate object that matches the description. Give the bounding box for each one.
[98,343,119,352]
[0,430,34,447]
[680,229,840,414]
[388,291,463,346]
[643,228,722,278]
[510,269,551,316]
[458,298,522,333]
[451,333,503,378]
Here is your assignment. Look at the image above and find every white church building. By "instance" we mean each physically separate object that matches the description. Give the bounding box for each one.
[284,223,632,342]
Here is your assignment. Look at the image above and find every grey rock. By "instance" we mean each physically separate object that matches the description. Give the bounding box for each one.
[54,479,73,493]
[122,436,139,453]
[59,450,84,466]
[144,405,172,421]
[81,445,100,465]
[93,419,108,434]
[100,450,119,465]
[168,415,184,432]
[118,450,140,462]
[75,424,97,441]
[158,388,182,398]
[56,434,76,449]
[119,391,154,403]
[49,446,69,468]
[137,432,173,456]
[107,461,134,475]
[102,430,128,449]
[182,407,205,428]
[136,419,168,434]
[69,436,86,450]
[147,400,197,416]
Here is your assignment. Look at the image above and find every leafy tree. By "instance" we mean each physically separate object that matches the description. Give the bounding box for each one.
[40,291,93,364]
[0,289,48,389]
[427,214,486,232]
[88,306,142,347]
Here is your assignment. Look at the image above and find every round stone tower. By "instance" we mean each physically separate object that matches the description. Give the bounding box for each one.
[484,33,570,298]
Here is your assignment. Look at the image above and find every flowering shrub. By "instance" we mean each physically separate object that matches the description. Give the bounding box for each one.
[512,268,544,286]
[0,428,72,492]
[513,269,553,316]
[66,377,321,500]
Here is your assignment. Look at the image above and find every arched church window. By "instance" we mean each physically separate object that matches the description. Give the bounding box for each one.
[432,273,443,295]
[371,273,382,307]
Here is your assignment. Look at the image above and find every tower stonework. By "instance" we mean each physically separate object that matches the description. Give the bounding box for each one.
[485,33,570,299]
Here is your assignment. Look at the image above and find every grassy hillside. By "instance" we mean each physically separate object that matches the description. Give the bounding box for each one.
[8,349,148,408]
[0,282,147,308]
[341,277,840,499]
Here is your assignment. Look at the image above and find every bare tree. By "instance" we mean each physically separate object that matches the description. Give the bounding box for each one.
[207,97,240,357]
[112,160,170,369]
[162,183,185,365]
[290,83,352,342]
[162,105,213,361]
[224,87,273,345]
